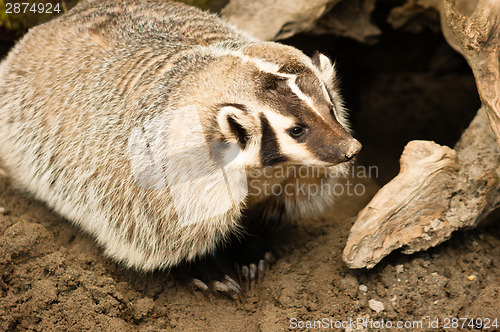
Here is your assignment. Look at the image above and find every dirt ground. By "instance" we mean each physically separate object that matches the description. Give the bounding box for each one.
[1,7,500,332]
[1,166,499,331]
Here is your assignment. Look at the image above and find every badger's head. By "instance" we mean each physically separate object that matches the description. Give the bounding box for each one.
[204,43,361,169]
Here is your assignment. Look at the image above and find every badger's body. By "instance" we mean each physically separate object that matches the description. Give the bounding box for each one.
[0,0,360,271]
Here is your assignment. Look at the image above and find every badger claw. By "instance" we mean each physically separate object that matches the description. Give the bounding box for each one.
[233,250,274,295]
[241,265,249,284]
[181,259,243,300]
[264,251,275,266]
[258,259,265,279]
[180,237,275,299]
[191,278,209,292]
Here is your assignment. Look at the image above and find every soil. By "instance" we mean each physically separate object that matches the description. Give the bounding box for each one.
[1,7,499,332]
[1,168,499,331]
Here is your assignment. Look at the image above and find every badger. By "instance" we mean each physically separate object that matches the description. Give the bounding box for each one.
[0,0,361,294]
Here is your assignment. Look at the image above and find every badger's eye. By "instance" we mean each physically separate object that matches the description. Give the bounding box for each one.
[288,126,305,138]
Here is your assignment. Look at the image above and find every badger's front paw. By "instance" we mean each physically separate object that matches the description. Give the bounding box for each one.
[177,236,276,299]
[231,235,276,294]
[233,251,274,294]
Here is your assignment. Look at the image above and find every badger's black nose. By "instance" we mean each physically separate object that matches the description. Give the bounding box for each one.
[343,139,362,161]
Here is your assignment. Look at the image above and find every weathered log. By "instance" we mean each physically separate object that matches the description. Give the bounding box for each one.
[388,0,475,34]
[344,108,500,268]
[389,0,500,146]
[221,0,338,40]
[442,0,500,147]
[221,0,380,43]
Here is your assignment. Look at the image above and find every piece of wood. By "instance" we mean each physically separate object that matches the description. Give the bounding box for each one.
[389,0,500,145]
[221,0,381,43]
[442,0,500,147]
[343,141,460,269]
[344,108,500,268]
[221,0,337,40]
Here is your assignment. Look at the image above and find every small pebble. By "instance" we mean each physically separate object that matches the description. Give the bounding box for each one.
[467,275,477,281]
[368,299,385,313]
[359,284,368,292]
[395,264,404,273]
[0,207,7,215]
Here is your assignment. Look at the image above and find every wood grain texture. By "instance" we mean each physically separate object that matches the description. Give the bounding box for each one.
[344,108,500,268]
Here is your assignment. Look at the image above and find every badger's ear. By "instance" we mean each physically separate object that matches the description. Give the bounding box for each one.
[312,52,336,86]
[217,104,251,149]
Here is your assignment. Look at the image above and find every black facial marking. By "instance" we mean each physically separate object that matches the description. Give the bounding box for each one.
[259,114,288,166]
[261,72,287,90]
[278,59,309,75]
[227,115,249,149]
[255,73,304,120]
[329,104,335,118]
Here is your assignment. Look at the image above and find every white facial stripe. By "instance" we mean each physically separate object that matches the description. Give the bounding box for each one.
[204,45,281,74]
[206,44,323,89]
[321,83,331,103]
[207,45,331,123]
[263,110,318,162]
[262,108,295,129]
[278,131,317,162]
[286,76,327,123]
[239,55,281,73]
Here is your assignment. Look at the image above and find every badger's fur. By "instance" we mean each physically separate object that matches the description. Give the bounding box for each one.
[0,0,361,271]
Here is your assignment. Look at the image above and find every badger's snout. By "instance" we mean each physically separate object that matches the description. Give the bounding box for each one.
[342,138,362,162]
